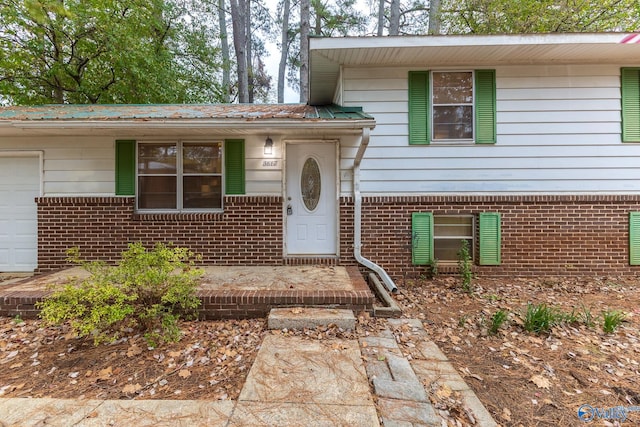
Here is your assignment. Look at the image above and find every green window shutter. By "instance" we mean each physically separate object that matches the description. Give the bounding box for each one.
[621,68,640,143]
[225,139,245,195]
[412,212,433,265]
[408,71,430,145]
[629,212,640,265]
[115,140,135,196]
[475,69,497,144]
[479,212,501,265]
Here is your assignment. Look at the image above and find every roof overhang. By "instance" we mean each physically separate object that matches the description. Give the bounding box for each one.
[0,104,375,137]
[309,32,640,104]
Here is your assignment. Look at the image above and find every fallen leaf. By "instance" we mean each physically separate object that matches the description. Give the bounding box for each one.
[168,351,181,358]
[127,346,142,357]
[178,369,191,378]
[97,366,112,381]
[502,408,512,421]
[436,383,453,399]
[122,383,141,394]
[530,374,551,389]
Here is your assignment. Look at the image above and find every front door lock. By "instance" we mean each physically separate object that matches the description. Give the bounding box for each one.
[287,205,293,215]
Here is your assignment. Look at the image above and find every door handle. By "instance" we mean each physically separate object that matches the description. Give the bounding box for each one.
[287,205,293,215]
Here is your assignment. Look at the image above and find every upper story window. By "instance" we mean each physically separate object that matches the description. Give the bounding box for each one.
[137,141,223,211]
[409,69,496,145]
[432,71,474,141]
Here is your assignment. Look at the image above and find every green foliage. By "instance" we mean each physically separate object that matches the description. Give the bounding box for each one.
[602,309,626,334]
[564,304,595,328]
[522,303,562,334]
[441,0,640,34]
[457,239,473,293]
[426,258,439,278]
[38,243,203,346]
[0,0,223,105]
[489,309,508,335]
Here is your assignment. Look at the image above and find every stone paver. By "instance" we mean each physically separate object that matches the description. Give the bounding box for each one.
[0,398,235,427]
[268,307,356,330]
[378,397,440,426]
[360,318,498,427]
[229,402,379,427]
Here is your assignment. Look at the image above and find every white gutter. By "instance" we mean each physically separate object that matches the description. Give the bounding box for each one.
[353,127,398,293]
[5,119,377,130]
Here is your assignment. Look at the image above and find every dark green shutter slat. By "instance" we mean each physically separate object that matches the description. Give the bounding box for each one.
[408,71,430,145]
[225,139,245,195]
[475,69,497,144]
[115,140,135,196]
[630,212,640,265]
[621,68,640,143]
[479,212,501,265]
[412,212,433,265]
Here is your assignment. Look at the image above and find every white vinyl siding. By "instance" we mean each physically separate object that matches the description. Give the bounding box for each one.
[0,136,283,196]
[341,64,639,195]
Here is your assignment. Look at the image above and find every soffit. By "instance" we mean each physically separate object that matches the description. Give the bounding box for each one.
[309,33,640,104]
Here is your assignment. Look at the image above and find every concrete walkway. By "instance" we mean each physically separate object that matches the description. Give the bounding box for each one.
[0,313,497,426]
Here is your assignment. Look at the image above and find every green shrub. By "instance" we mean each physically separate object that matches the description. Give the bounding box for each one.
[457,240,473,293]
[602,309,626,334]
[38,243,203,346]
[489,309,509,335]
[426,258,439,278]
[522,303,562,334]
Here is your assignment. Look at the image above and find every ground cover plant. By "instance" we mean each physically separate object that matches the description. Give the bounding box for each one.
[38,243,202,346]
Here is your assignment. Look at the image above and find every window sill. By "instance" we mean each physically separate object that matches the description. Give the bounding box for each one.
[133,211,224,222]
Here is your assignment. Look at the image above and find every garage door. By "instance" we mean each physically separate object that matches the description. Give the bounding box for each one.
[0,156,40,272]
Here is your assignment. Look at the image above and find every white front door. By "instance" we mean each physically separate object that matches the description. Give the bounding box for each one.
[285,142,337,255]
[0,155,40,272]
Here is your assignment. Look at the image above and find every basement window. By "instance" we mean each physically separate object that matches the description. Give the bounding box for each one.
[434,215,474,263]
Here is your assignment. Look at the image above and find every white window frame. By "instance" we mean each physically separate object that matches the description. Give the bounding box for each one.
[136,140,224,213]
[433,214,475,263]
[431,70,475,144]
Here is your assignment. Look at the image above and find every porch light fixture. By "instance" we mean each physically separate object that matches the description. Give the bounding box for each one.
[264,136,273,155]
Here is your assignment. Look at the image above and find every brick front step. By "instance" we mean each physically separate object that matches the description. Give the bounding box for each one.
[0,289,375,320]
[0,266,376,320]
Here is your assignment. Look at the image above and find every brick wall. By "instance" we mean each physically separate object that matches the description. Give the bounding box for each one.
[36,196,283,272]
[340,195,640,279]
[36,195,640,278]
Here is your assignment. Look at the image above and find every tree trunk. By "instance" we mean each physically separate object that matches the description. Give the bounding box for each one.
[245,0,254,103]
[299,0,310,103]
[428,0,441,34]
[277,0,290,103]
[218,0,231,102]
[376,0,385,36]
[230,0,249,102]
[389,0,400,35]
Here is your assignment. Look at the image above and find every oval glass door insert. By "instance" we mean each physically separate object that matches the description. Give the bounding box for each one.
[301,157,321,211]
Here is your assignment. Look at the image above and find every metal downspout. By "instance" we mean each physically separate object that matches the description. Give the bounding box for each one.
[353,127,398,293]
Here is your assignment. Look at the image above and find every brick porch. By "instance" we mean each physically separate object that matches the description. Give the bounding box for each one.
[0,266,376,320]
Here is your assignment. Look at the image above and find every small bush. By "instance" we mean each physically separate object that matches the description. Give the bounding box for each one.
[602,309,626,334]
[426,258,439,278]
[489,309,509,335]
[523,303,562,334]
[457,240,473,293]
[38,243,203,346]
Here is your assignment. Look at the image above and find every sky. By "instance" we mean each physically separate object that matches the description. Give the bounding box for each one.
[264,0,373,103]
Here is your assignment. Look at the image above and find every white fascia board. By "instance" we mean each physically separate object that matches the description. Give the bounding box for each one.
[310,33,636,51]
